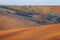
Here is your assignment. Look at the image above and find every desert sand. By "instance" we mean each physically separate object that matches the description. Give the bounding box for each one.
[0,13,39,29]
[0,24,60,40]
[0,6,60,40]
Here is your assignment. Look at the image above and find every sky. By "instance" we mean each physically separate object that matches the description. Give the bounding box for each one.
[0,0,60,5]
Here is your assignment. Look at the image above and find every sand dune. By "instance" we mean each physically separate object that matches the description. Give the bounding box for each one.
[0,24,60,40]
[0,13,39,29]
[10,6,60,15]
[0,6,60,40]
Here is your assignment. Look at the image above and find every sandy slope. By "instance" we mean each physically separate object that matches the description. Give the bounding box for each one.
[0,13,39,29]
[0,24,60,40]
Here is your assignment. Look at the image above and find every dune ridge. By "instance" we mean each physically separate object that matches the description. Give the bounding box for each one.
[0,24,60,40]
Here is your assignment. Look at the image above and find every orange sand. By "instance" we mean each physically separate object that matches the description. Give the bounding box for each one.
[0,24,60,40]
[0,6,60,40]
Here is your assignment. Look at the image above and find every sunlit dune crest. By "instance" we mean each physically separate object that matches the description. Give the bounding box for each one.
[0,24,60,40]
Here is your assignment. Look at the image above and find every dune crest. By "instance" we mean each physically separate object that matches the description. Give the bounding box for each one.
[0,24,60,40]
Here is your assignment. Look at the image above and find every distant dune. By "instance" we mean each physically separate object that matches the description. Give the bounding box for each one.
[10,6,60,15]
[0,24,60,40]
